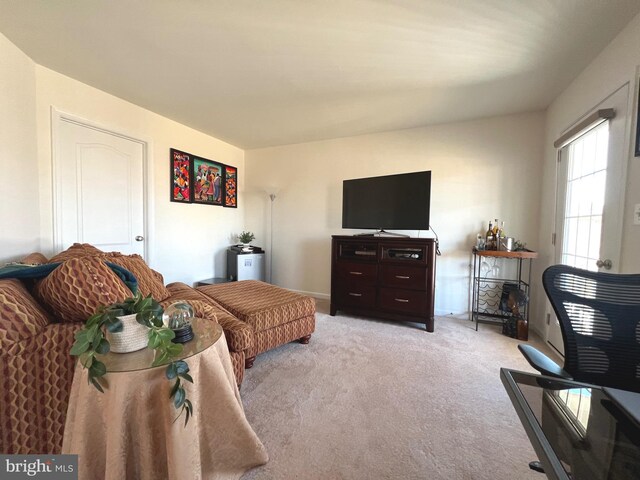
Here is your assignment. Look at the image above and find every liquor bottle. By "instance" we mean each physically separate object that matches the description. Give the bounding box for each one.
[498,221,505,250]
[517,318,528,341]
[492,219,500,236]
[485,221,495,250]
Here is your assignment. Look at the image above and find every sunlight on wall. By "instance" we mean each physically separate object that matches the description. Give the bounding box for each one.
[245,112,545,316]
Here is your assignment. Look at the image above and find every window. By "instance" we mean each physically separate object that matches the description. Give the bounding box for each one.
[560,122,609,271]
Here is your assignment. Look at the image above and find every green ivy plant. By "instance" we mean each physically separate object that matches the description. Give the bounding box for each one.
[70,293,194,425]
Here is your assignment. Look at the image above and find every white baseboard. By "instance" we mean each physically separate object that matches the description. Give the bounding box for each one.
[289,289,330,301]
[435,310,468,318]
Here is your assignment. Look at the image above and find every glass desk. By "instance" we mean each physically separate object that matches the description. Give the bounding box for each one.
[501,368,640,480]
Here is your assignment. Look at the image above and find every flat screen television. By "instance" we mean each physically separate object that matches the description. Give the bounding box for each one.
[342,171,431,232]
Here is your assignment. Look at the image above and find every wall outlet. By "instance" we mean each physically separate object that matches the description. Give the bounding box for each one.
[635,204,640,225]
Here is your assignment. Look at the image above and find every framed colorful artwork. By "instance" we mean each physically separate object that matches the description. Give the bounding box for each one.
[192,157,224,205]
[224,165,238,208]
[170,149,192,203]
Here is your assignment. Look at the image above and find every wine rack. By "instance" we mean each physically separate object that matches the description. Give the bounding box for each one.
[471,248,537,333]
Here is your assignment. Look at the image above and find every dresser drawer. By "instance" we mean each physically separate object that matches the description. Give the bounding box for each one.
[335,262,378,285]
[331,236,436,332]
[336,284,377,309]
[378,287,428,315]
[380,265,427,290]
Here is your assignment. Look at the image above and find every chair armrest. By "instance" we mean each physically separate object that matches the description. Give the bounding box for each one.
[165,282,199,298]
[215,311,253,353]
[190,298,254,353]
[161,296,253,353]
[518,344,572,380]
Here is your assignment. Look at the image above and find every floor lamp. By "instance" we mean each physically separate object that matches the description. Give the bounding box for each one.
[266,190,278,284]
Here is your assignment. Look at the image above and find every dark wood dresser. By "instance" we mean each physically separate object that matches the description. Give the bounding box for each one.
[330,235,437,332]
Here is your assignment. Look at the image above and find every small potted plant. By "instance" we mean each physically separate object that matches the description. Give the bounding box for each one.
[237,231,255,246]
[69,293,194,425]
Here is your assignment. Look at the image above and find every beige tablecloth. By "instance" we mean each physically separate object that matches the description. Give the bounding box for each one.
[62,334,268,480]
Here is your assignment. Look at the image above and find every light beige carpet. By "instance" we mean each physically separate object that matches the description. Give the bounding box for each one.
[241,304,546,480]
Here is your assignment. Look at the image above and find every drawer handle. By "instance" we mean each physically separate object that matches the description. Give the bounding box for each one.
[349,293,363,297]
[395,275,410,279]
[349,271,363,275]
[394,298,409,303]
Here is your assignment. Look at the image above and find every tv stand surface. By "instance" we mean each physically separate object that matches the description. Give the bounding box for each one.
[330,235,436,332]
[354,229,410,238]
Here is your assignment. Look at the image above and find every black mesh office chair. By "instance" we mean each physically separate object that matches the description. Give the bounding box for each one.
[519,264,640,393]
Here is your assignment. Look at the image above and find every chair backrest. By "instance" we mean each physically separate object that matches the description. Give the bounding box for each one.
[543,265,640,392]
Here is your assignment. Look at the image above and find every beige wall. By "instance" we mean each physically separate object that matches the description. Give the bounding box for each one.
[0,33,38,260]
[4,12,638,328]
[0,31,245,285]
[33,66,245,284]
[245,112,545,315]
[535,12,640,337]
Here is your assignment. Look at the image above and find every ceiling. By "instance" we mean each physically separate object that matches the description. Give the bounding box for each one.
[1,1,639,149]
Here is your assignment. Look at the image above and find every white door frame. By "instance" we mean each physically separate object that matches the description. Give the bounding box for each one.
[51,108,154,262]
[546,82,631,354]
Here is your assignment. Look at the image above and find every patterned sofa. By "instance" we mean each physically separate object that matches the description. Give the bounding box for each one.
[0,243,315,454]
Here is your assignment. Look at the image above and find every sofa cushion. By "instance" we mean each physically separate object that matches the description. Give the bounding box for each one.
[21,252,49,265]
[0,279,51,346]
[35,257,132,323]
[48,243,103,263]
[101,253,170,301]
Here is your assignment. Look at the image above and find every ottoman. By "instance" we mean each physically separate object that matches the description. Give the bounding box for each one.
[197,280,316,368]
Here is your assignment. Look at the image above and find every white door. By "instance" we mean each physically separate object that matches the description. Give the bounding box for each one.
[54,114,147,257]
[547,85,629,353]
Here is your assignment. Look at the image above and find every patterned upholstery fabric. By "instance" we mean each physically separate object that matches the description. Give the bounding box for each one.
[216,310,255,353]
[34,257,132,323]
[164,282,254,385]
[21,252,49,265]
[1,322,79,454]
[165,281,207,302]
[101,253,171,301]
[197,280,316,361]
[160,298,218,324]
[3,248,316,454]
[197,280,316,332]
[0,279,51,348]
[48,243,103,263]
[251,315,316,359]
[166,282,254,352]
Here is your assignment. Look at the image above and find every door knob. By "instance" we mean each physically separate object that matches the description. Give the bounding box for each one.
[135,236,144,242]
[596,259,612,270]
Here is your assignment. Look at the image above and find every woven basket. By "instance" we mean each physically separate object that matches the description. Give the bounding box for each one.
[106,314,150,353]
